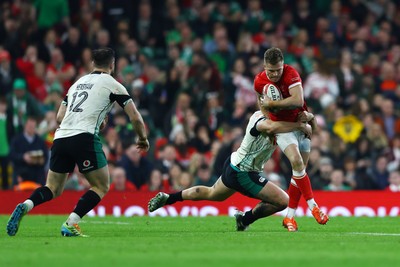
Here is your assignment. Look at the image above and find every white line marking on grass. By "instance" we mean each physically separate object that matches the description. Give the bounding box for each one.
[347,232,400,236]
[80,220,131,225]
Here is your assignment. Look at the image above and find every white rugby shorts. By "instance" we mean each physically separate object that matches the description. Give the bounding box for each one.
[276,130,311,153]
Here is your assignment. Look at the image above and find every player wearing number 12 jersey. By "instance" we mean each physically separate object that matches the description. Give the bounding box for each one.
[254,47,329,232]
[7,48,150,237]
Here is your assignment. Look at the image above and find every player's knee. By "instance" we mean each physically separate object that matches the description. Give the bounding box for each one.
[290,155,305,170]
[276,194,289,211]
[47,185,63,198]
[276,201,288,211]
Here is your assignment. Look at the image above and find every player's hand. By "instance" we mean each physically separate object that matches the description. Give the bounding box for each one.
[260,95,272,109]
[100,115,108,131]
[136,138,150,152]
[300,123,312,139]
[297,111,314,122]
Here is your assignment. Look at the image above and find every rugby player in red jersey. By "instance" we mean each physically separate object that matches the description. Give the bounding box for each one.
[254,47,329,231]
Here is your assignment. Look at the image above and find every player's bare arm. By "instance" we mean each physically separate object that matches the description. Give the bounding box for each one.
[257,119,311,137]
[124,100,150,151]
[261,84,304,110]
[56,101,67,124]
[297,111,318,134]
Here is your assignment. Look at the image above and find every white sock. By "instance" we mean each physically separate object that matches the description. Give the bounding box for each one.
[23,200,34,212]
[66,212,81,225]
[286,208,296,219]
[307,199,317,210]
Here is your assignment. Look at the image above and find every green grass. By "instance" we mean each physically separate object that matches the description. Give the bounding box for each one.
[0,216,399,267]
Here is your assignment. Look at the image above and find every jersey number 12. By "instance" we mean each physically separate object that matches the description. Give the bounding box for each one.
[69,91,88,112]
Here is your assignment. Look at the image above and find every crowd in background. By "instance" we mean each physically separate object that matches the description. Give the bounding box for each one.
[1,0,400,193]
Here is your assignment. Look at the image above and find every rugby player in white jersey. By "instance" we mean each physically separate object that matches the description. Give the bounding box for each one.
[148,110,313,231]
[7,48,149,237]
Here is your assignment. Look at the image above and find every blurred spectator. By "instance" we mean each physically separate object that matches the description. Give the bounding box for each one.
[6,78,42,140]
[263,159,286,190]
[64,166,90,191]
[367,155,390,190]
[231,57,257,109]
[335,49,363,109]
[169,126,196,168]
[304,58,339,113]
[37,28,58,64]
[177,171,194,190]
[43,81,64,112]
[34,0,70,30]
[0,49,21,97]
[315,157,334,190]
[342,156,357,189]
[323,169,352,191]
[9,117,48,187]
[386,170,400,192]
[131,1,162,48]
[202,92,224,132]
[366,123,389,154]
[190,122,212,153]
[46,47,76,94]
[144,169,169,192]
[37,110,58,149]
[164,91,191,135]
[0,98,10,189]
[117,144,153,190]
[109,166,136,192]
[168,163,184,192]
[194,163,216,186]
[387,134,400,172]
[60,26,87,66]
[375,98,400,140]
[154,143,180,176]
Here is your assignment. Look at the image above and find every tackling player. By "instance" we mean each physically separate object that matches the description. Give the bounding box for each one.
[254,47,329,232]
[7,48,149,237]
[148,110,313,231]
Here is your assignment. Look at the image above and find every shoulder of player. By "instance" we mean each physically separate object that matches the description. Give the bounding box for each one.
[282,64,301,83]
[283,64,299,75]
[254,70,267,82]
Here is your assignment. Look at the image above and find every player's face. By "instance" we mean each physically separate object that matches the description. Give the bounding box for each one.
[264,61,284,82]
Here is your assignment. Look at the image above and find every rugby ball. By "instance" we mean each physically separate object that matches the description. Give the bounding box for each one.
[263,84,282,101]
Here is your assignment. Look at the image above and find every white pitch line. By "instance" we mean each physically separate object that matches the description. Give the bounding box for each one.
[80,220,131,225]
[347,232,400,236]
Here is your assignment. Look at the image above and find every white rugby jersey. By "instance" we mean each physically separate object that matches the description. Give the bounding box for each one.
[230,111,277,172]
[55,72,130,139]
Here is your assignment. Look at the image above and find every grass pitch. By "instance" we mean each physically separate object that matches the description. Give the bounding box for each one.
[0,215,399,267]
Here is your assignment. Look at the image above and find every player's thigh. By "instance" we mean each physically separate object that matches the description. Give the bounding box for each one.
[256,181,289,207]
[209,177,236,201]
[83,165,110,191]
[73,133,108,173]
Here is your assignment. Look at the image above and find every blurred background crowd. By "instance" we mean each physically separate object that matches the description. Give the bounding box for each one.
[1,0,400,193]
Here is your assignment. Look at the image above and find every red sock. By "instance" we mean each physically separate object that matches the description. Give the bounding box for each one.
[293,173,314,200]
[288,182,302,209]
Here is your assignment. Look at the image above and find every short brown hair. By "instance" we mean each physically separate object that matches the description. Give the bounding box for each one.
[264,47,284,65]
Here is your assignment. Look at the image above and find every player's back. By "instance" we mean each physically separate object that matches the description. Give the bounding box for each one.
[230,111,276,172]
[56,73,123,139]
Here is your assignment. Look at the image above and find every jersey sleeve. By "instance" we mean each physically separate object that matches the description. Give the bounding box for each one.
[253,73,264,95]
[112,80,130,95]
[284,66,302,90]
